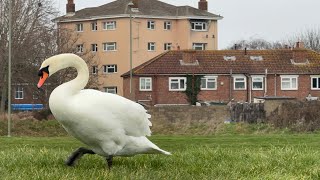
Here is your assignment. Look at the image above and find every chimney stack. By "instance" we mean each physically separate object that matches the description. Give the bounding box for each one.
[181,50,199,65]
[198,0,208,11]
[66,0,75,16]
[295,41,305,49]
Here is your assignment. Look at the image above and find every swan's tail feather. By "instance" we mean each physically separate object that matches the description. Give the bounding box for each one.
[152,147,172,155]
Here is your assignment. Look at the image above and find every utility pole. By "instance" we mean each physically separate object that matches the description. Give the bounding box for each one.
[8,0,12,137]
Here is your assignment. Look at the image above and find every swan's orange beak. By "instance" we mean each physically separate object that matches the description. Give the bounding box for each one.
[37,71,48,88]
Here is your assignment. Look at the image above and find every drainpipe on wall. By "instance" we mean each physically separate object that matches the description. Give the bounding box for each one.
[229,69,233,100]
[245,74,250,102]
[249,75,252,103]
[264,68,268,97]
[274,74,277,96]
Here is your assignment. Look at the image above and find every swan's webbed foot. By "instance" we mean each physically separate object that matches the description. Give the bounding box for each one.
[106,155,113,170]
[65,147,95,166]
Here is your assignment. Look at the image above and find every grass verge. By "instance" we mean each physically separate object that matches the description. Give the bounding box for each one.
[1,135,320,179]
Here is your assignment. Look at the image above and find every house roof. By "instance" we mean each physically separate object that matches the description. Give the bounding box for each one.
[122,49,320,77]
[55,0,222,22]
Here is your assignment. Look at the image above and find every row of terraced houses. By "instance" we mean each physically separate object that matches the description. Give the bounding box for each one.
[10,0,320,108]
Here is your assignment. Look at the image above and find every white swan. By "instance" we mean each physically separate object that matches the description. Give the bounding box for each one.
[37,53,171,168]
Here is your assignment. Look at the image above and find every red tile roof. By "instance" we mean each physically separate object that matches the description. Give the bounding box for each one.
[122,49,320,77]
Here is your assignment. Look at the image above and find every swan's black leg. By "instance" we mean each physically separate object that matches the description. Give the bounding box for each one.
[106,155,113,170]
[65,147,95,166]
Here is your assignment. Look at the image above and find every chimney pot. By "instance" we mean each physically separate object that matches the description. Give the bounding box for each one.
[66,0,75,15]
[198,0,208,11]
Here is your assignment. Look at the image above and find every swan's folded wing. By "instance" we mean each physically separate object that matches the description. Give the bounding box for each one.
[77,90,152,137]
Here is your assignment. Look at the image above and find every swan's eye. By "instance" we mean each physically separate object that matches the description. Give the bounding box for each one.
[38,66,49,77]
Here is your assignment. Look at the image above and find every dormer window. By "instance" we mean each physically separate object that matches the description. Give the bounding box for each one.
[191,21,207,31]
[250,56,263,61]
[224,56,236,61]
[290,59,309,65]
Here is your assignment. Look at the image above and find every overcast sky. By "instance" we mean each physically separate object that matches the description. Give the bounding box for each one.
[54,0,320,49]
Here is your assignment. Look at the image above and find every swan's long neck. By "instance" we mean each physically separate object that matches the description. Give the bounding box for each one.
[54,54,89,95]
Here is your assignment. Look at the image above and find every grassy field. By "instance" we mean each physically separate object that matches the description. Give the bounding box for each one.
[1,134,320,179]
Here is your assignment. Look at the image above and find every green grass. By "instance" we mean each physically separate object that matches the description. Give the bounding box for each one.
[2,135,320,179]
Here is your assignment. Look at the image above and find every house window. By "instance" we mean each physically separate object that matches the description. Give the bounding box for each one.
[76,23,83,32]
[252,76,264,90]
[103,42,117,51]
[164,43,172,51]
[15,86,24,99]
[148,42,155,51]
[169,77,186,91]
[201,76,217,90]
[104,87,117,94]
[103,21,116,30]
[103,65,117,74]
[91,44,98,52]
[92,66,98,74]
[164,21,171,30]
[281,75,298,90]
[91,22,97,31]
[233,75,246,90]
[191,21,207,31]
[192,43,206,50]
[140,77,152,91]
[147,20,155,30]
[311,76,320,90]
[76,44,84,53]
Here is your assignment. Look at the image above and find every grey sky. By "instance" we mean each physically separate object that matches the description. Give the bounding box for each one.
[54,0,320,49]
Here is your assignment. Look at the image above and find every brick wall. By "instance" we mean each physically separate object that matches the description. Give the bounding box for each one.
[147,105,229,134]
[123,74,320,105]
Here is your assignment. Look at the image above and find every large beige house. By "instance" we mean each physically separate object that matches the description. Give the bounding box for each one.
[55,0,223,95]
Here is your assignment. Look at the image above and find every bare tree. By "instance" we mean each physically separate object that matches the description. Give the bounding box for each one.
[226,28,320,52]
[0,0,58,113]
[283,28,320,52]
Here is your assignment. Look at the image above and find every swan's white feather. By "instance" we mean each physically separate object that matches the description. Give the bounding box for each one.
[74,89,152,137]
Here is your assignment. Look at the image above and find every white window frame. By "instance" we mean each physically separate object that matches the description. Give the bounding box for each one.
[148,42,156,51]
[104,87,117,94]
[164,21,171,30]
[251,75,264,90]
[192,43,206,50]
[147,20,155,30]
[191,21,207,31]
[15,86,24,99]
[169,77,187,91]
[103,42,117,51]
[91,22,97,31]
[281,75,298,90]
[139,77,152,91]
[233,75,247,90]
[311,75,320,90]
[103,21,116,30]
[92,66,98,75]
[103,65,117,74]
[201,76,217,90]
[76,23,83,32]
[76,44,84,53]
[91,44,98,52]
[164,43,172,51]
